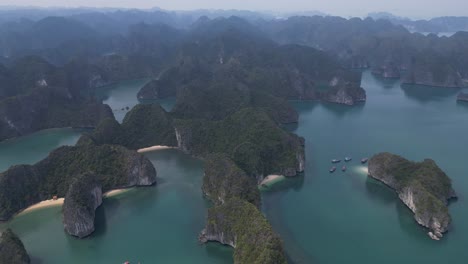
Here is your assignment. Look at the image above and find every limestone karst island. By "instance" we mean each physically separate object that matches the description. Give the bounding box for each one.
[0,1,467,263]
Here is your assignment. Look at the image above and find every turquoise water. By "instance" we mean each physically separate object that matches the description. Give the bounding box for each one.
[1,80,229,263]
[96,78,176,122]
[96,79,150,123]
[0,128,83,172]
[263,72,468,263]
[2,72,468,263]
[2,150,232,264]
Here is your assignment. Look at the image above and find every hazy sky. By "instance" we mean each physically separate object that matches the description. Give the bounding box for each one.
[3,0,468,18]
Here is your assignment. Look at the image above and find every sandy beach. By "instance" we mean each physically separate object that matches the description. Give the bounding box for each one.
[18,188,131,216]
[260,175,285,187]
[137,145,176,153]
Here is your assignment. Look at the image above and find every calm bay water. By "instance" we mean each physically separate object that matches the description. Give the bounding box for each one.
[96,78,177,122]
[96,78,150,123]
[2,150,233,264]
[263,71,468,264]
[1,72,468,263]
[0,128,83,172]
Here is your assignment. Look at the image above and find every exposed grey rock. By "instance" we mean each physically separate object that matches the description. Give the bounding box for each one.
[372,62,401,78]
[321,83,366,105]
[457,92,468,102]
[63,173,103,238]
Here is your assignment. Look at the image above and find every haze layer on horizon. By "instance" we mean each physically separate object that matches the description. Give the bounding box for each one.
[2,0,468,19]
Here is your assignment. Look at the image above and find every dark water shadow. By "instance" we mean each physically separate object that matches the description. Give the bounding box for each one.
[203,242,234,259]
[30,256,45,264]
[91,199,114,238]
[140,97,177,112]
[320,101,365,119]
[401,84,460,104]
[371,75,401,89]
[289,101,319,116]
[364,178,436,243]
[395,202,441,244]
[456,100,468,110]
[282,122,299,133]
[262,189,318,264]
[364,178,397,205]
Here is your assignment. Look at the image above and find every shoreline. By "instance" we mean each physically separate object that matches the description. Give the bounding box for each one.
[17,188,131,216]
[137,145,177,153]
[260,175,285,187]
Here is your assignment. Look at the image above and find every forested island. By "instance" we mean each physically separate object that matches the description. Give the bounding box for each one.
[368,153,457,240]
[0,6,467,263]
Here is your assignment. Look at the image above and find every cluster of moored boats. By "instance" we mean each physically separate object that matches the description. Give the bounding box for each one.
[329,157,368,173]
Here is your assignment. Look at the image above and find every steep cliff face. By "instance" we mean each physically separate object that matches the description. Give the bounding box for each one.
[200,198,287,264]
[368,152,456,240]
[403,69,466,88]
[63,173,103,238]
[0,144,156,220]
[456,92,468,102]
[0,87,113,141]
[372,62,401,79]
[0,229,30,264]
[402,54,468,88]
[174,126,193,155]
[321,83,366,106]
[202,154,260,207]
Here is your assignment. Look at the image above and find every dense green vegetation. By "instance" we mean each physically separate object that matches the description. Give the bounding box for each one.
[174,107,304,177]
[0,229,30,264]
[205,198,287,264]
[78,104,177,149]
[0,143,156,220]
[370,153,454,200]
[203,154,260,207]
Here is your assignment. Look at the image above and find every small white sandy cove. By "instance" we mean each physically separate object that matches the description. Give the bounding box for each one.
[18,189,131,216]
[137,145,176,153]
[260,175,285,186]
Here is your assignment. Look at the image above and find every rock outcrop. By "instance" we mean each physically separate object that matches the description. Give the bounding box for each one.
[368,152,456,240]
[199,198,287,264]
[457,92,468,102]
[0,229,30,264]
[63,173,103,238]
[202,154,260,207]
[321,82,366,106]
[372,62,401,79]
[0,144,156,220]
[402,54,468,88]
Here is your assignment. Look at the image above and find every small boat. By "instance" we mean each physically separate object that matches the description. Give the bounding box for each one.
[342,165,347,172]
[329,166,337,173]
[361,158,368,164]
[344,157,352,162]
[331,159,341,163]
